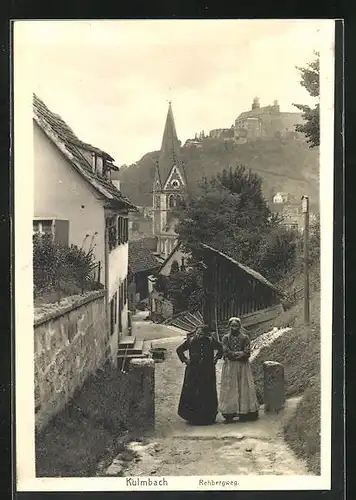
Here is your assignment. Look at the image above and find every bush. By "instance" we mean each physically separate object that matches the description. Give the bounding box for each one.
[33,234,102,299]
[176,165,301,285]
[283,377,321,474]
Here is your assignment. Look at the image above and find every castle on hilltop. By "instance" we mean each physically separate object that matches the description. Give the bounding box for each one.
[183,97,305,146]
[233,97,304,143]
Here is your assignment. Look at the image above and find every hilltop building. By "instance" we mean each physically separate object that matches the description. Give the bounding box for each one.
[209,127,234,140]
[152,102,188,259]
[234,97,304,143]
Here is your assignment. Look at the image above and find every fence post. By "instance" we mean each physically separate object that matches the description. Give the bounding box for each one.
[301,195,310,325]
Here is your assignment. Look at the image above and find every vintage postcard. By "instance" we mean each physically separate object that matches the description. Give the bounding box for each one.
[14,19,336,492]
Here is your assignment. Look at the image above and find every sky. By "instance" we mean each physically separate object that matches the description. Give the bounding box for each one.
[17,19,330,166]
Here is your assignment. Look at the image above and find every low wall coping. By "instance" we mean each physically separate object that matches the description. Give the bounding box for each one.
[130,358,155,369]
[34,290,106,327]
[263,361,282,367]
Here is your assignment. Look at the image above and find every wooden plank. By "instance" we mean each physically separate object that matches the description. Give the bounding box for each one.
[186,312,203,326]
[196,311,203,322]
[241,303,283,328]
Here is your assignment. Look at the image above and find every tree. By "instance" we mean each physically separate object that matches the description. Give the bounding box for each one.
[176,166,274,262]
[176,165,298,283]
[293,52,320,147]
[165,267,203,313]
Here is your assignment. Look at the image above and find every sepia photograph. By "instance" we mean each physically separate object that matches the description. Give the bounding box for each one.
[14,19,336,492]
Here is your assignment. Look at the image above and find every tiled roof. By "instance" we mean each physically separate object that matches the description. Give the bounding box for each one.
[128,239,160,274]
[33,94,137,210]
[158,240,183,273]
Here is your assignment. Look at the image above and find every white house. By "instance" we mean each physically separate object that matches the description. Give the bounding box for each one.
[272,192,290,204]
[33,94,137,364]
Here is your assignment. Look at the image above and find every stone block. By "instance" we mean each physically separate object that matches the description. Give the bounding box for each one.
[127,358,155,430]
[263,361,285,413]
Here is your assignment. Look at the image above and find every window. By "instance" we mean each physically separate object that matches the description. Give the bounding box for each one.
[114,292,118,324]
[96,156,103,176]
[123,277,128,305]
[33,219,69,246]
[92,152,97,172]
[107,215,128,250]
[106,216,117,250]
[33,219,53,237]
[110,293,117,336]
[117,216,128,245]
[168,194,176,208]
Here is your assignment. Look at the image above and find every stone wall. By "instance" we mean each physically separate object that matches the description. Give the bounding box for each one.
[34,290,109,431]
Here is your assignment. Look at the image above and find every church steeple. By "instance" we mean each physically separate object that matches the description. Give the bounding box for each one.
[158,102,181,185]
[153,101,187,259]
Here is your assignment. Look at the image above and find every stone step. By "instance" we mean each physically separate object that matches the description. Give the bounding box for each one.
[118,336,136,348]
[117,339,144,355]
[117,352,149,372]
[117,352,148,360]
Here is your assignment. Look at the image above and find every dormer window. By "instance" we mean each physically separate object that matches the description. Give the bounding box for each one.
[91,152,104,176]
[96,155,103,176]
[91,152,97,172]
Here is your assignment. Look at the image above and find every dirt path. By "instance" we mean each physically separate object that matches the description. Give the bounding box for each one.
[104,330,311,477]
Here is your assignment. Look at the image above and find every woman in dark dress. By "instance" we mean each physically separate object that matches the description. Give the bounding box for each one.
[176,325,223,425]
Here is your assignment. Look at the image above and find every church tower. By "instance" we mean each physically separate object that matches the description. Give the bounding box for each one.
[153,102,187,258]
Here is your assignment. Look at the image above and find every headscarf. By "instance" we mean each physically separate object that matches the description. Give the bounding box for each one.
[228,317,241,328]
[228,316,247,336]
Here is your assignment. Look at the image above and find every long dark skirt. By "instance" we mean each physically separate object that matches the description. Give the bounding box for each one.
[178,361,218,425]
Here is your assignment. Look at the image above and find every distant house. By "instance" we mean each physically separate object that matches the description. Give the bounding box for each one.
[128,210,153,240]
[128,239,160,311]
[157,241,188,276]
[33,94,137,364]
[272,192,290,204]
[184,139,202,149]
[209,128,234,139]
[150,241,190,320]
[269,200,303,231]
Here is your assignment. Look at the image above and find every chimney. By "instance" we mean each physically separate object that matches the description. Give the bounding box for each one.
[252,97,260,110]
[112,179,121,191]
[273,100,280,112]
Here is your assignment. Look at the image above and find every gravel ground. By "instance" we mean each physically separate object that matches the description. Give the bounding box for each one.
[106,329,311,477]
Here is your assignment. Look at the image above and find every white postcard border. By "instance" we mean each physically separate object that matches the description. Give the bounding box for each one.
[14,19,336,492]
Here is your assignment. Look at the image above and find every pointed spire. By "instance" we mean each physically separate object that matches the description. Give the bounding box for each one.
[159,102,181,184]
